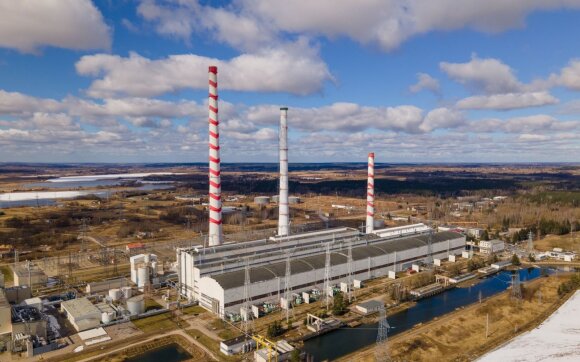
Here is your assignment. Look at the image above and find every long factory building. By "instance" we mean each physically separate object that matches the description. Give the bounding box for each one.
[177,227,465,317]
[176,66,466,318]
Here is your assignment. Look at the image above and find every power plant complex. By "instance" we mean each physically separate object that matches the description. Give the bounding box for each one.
[176,66,467,320]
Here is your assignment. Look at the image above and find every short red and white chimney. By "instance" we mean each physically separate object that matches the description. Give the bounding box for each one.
[278,107,289,236]
[208,66,222,246]
[366,152,375,234]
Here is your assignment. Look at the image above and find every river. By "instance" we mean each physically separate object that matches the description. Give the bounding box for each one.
[303,267,548,361]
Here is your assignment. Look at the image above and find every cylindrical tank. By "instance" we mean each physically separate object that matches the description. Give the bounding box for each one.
[253,196,270,205]
[121,286,132,299]
[151,261,157,276]
[288,196,301,204]
[109,289,121,301]
[137,266,149,287]
[126,295,145,315]
[101,311,115,324]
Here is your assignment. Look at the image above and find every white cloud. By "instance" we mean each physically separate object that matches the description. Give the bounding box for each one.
[456,92,558,110]
[518,134,550,142]
[76,45,331,97]
[548,59,580,91]
[137,1,580,52]
[467,115,579,133]
[409,73,440,94]
[0,90,62,115]
[440,55,524,94]
[420,108,465,132]
[0,0,111,53]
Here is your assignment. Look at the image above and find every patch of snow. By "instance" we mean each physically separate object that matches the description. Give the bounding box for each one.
[479,290,580,362]
[46,173,183,183]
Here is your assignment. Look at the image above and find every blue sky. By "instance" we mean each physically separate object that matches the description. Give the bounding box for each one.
[0,0,579,163]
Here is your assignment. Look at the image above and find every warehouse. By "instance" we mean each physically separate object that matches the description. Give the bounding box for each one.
[61,298,101,332]
[196,231,465,317]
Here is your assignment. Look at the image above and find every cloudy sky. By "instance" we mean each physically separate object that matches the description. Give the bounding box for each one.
[1,0,580,163]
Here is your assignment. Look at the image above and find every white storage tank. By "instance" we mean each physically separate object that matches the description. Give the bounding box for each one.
[151,261,158,277]
[253,196,270,205]
[101,311,115,324]
[121,286,132,299]
[109,289,122,301]
[137,266,150,287]
[126,295,145,315]
[144,254,151,264]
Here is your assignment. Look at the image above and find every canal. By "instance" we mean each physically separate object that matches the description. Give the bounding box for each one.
[303,267,547,361]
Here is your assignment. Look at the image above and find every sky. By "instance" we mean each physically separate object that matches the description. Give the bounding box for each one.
[0,1,580,163]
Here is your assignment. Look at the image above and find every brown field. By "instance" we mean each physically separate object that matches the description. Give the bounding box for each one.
[339,273,574,362]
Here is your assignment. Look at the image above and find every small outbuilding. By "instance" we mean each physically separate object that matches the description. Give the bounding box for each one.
[354,300,384,315]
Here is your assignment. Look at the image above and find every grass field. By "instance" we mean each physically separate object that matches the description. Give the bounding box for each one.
[339,274,575,361]
[0,265,13,284]
[534,232,580,253]
[132,312,178,333]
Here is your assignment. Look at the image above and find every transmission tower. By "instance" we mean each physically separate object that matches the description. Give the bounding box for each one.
[527,231,534,254]
[511,273,522,300]
[284,255,293,323]
[375,305,391,362]
[242,258,252,334]
[347,240,354,302]
[323,241,332,311]
[80,218,87,253]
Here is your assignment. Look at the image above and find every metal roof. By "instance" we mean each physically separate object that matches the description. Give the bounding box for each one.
[210,231,462,290]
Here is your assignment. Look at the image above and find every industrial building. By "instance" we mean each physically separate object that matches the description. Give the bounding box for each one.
[11,263,47,288]
[130,253,159,290]
[195,230,464,317]
[479,239,505,254]
[0,291,10,346]
[175,66,466,320]
[61,298,101,332]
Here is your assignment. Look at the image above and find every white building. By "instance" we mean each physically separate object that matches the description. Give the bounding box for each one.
[466,228,485,239]
[179,229,465,317]
[479,239,505,254]
[61,298,101,332]
[130,254,158,288]
[220,335,255,356]
[373,223,431,238]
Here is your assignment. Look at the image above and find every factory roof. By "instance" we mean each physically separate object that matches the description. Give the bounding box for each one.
[12,264,47,278]
[211,231,462,290]
[356,300,384,310]
[221,335,253,347]
[61,297,100,318]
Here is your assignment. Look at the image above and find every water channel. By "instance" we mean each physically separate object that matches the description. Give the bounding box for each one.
[303,267,547,361]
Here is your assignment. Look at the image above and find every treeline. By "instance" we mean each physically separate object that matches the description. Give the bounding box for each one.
[557,274,580,297]
[183,176,518,197]
[511,218,577,242]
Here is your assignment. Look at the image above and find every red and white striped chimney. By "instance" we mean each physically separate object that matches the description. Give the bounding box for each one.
[208,66,222,246]
[278,107,289,236]
[366,152,375,234]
